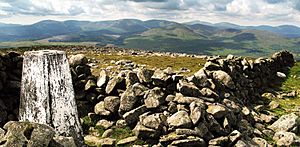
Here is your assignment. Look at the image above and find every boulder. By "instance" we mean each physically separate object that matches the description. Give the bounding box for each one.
[119,83,148,113]
[170,137,206,147]
[126,71,139,88]
[189,102,203,125]
[49,136,76,147]
[268,113,299,133]
[206,103,228,119]
[137,68,154,83]
[104,96,120,113]
[144,87,165,109]
[85,79,96,91]
[95,119,114,129]
[117,136,138,146]
[177,80,202,97]
[167,111,192,128]
[96,70,109,88]
[140,113,166,130]
[94,101,111,116]
[0,121,55,147]
[273,131,300,146]
[105,76,125,94]
[133,122,160,139]
[189,69,211,88]
[123,105,147,125]
[212,70,235,88]
[69,54,88,67]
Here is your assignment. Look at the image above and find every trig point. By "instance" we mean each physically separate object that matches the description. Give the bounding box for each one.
[19,50,83,146]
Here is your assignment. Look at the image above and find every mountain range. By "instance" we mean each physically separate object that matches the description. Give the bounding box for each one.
[0,19,299,57]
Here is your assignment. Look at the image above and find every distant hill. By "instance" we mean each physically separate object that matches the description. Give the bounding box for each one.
[0,19,299,58]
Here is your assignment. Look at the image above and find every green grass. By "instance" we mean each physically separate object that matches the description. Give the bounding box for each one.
[267,62,300,116]
[85,51,206,76]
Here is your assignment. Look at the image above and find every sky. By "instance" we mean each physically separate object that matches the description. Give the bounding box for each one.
[0,0,300,26]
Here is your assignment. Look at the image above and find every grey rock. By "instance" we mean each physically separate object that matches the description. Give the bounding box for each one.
[49,136,76,147]
[105,76,124,94]
[96,70,109,88]
[99,138,116,146]
[170,137,206,147]
[133,122,160,138]
[123,105,147,125]
[104,96,120,113]
[117,136,138,145]
[189,69,211,88]
[69,54,88,67]
[102,129,114,138]
[268,101,279,110]
[116,119,127,128]
[126,71,139,88]
[151,69,172,86]
[137,68,154,83]
[200,87,219,98]
[212,70,235,88]
[144,87,165,109]
[119,83,148,113]
[252,137,269,147]
[140,113,166,130]
[96,119,114,129]
[94,101,111,116]
[159,133,187,145]
[177,80,202,97]
[228,130,242,145]
[173,93,204,104]
[268,113,299,133]
[209,136,228,146]
[206,103,228,119]
[190,102,203,125]
[167,111,192,128]
[273,131,300,146]
[0,121,55,147]
[85,79,96,91]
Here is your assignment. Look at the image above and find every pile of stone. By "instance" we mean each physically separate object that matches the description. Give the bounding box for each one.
[0,52,22,127]
[0,50,299,146]
[70,51,299,146]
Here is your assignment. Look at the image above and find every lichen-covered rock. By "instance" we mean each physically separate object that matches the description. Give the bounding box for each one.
[119,83,148,113]
[0,121,55,147]
[96,70,109,88]
[268,113,299,133]
[273,131,300,146]
[123,105,147,125]
[117,136,138,146]
[140,113,166,130]
[69,54,88,67]
[104,96,120,113]
[105,76,125,94]
[95,119,114,129]
[137,68,154,83]
[49,136,76,147]
[133,122,160,139]
[126,71,139,88]
[167,111,192,128]
[94,101,111,116]
[144,87,165,109]
[177,80,202,97]
[212,70,235,88]
[170,137,206,147]
[189,102,203,125]
[206,103,228,119]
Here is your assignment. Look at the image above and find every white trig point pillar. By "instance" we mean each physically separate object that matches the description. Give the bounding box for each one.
[19,50,83,146]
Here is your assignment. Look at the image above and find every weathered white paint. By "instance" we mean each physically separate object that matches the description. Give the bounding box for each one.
[19,50,83,146]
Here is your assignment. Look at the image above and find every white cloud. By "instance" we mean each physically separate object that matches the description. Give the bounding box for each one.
[0,0,299,26]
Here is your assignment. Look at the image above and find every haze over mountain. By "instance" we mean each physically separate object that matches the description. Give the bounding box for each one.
[0,19,299,57]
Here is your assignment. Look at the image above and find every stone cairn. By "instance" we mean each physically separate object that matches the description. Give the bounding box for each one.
[0,50,299,146]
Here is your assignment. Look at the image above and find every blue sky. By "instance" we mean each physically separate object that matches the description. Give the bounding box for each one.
[0,0,299,26]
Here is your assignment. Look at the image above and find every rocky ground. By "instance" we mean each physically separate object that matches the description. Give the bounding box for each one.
[0,46,299,147]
